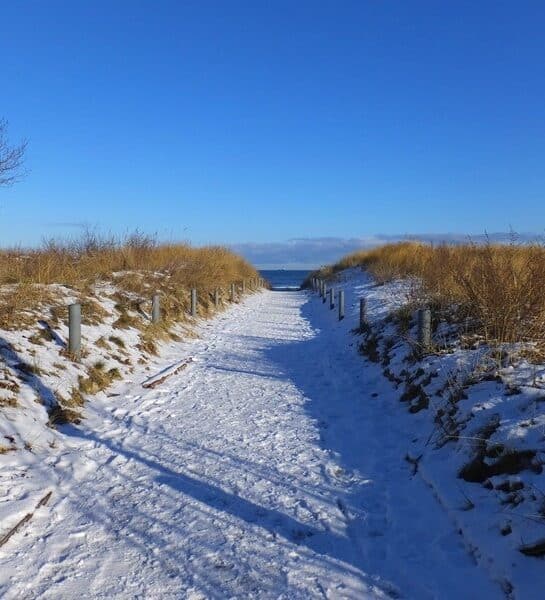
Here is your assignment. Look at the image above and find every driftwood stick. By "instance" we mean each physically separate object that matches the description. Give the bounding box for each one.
[0,490,52,548]
[142,359,193,389]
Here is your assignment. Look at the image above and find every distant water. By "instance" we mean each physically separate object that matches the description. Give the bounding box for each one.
[260,270,311,290]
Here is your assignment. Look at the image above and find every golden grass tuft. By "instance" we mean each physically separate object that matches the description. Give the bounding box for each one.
[78,362,122,395]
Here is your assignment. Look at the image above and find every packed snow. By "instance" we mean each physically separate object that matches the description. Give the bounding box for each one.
[1,271,544,598]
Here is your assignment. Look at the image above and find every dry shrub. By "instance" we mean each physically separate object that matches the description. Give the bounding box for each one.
[312,240,545,346]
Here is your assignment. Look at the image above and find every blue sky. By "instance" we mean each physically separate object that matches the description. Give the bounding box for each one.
[1,1,545,255]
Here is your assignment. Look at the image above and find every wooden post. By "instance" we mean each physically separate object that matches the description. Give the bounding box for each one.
[151,294,160,323]
[329,287,334,309]
[191,288,197,317]
[214,288,219,308]
[231,282,236,302]
[359,298,366,331]
[338,290,345,320]
[322,282,327,303]
[242,280,246,294]
[417,308,432,354]
[68,303,81,358]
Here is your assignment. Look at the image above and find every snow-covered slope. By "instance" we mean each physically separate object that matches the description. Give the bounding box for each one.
[1,271,542,598]
[318,268,545,598]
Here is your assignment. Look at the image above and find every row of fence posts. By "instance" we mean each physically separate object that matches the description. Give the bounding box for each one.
[67,277,266,359]
[311,277,345,321]
[310,276,432,354]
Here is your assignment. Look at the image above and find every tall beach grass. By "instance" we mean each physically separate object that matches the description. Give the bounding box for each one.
[0,231,258,330]
[310,240,545,347]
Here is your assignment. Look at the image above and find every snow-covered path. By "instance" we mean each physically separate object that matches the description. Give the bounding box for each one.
[1,291,502,599]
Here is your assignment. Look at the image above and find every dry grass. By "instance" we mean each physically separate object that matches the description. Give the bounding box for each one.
[311,240,545,347]
[78,362,122,395]
[0,231,258,330]
[0,231,255,289]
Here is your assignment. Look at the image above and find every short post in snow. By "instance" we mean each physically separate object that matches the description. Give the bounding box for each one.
[214,288,220,308]
[329,287,335,309]
[68,302,81,358]
[359,298,366,331]
[322,282,327,303]
[241,280,246,295]
[231,282,236,302]
[338,290,345,320]
[417,308,432,355]
[313,277,317,291]
[151,293,161,323]
[191,288,197,317]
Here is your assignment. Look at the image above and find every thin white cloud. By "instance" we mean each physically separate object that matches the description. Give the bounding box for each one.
[231,232,543,269]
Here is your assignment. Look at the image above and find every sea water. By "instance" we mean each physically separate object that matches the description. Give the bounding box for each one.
[259,270,311,290]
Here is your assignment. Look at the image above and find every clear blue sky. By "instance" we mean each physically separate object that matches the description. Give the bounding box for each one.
[1,0,544,247]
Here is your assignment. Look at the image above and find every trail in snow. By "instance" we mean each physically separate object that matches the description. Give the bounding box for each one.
[1,291,502,599]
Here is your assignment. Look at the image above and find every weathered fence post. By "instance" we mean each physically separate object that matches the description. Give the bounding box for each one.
[214,288,220,308]
[329,287,335,309]
[322,282,327,303]
[231,282,236,302]
[68,302,81,358]
[242,280,246,294]
[359,297,366,331]
[151,293,160,323]
[191,288,197,317]
[338,290,345,320]
[417,308,432,354]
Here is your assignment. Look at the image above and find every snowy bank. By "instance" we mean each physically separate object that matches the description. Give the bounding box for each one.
[320,267,545,597]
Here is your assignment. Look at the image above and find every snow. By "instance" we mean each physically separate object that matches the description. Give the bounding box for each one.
[0,271,543,597]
